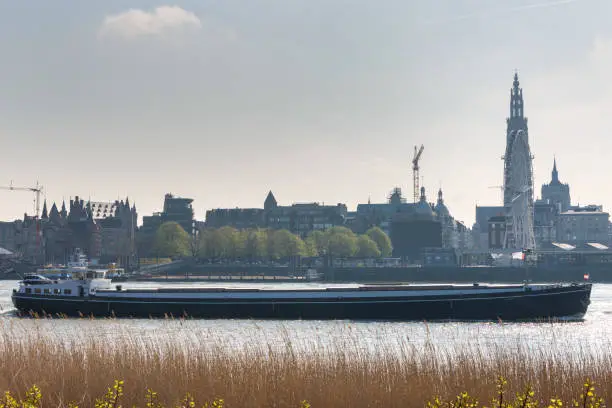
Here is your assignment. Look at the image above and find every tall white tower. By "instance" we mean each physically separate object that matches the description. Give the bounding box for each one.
[503,73,535,250]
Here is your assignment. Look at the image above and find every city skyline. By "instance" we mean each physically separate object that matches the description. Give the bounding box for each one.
[1,0,611,226]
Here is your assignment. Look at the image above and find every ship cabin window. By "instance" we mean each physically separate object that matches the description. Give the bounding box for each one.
[53,289,61,294]
[43,289,50,294]
[85,271,105,279]
[25,288,32,294]
[64,289,72,295]
[34,288,41,294]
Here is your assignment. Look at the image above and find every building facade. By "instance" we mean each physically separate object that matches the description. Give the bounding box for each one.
[487,215,507,249]
[472,206,505,250]
[0,221,18,252]
[266,202,347,237]
[161,193,194,234]
[91,199,137,265]
[557,205,609,244]
[4,196,137,265]
[533,199,558,246]
[135,193,194,258]
[389,187,442,259]
[204,191,348,237]
[204,208,265,229]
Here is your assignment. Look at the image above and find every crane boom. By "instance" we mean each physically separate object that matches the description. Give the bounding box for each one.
[0,181,44,218]
[412,144,424,203]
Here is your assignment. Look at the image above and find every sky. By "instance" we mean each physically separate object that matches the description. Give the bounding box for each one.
[1,0,611,227]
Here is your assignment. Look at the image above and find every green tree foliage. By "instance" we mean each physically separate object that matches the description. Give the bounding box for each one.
[153,222,190,258]
[243,229,268,261]
[199,227,246,259]
[198,228,213,258]
[194,226,392,260]
[302,236,318,257]
[305,230,328,256]
[218,226,244,259]
[270,229,306,258]
[366,226,392,257]
[199,228,225,259]
[327,227,358,258]
[356,235,381,258]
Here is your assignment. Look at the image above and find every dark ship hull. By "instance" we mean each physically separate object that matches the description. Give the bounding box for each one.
[12,283,592,321]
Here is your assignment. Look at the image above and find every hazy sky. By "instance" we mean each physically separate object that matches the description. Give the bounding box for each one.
[1,0,610,226]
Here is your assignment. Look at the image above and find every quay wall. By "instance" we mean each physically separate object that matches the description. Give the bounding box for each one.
[163,263,610,283]
[2,261,610,283]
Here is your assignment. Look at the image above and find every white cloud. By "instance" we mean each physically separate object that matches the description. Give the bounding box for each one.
[99,6,201,40]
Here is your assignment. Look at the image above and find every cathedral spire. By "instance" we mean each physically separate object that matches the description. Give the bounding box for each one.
[510,71,524,119]
[513,71,519,90]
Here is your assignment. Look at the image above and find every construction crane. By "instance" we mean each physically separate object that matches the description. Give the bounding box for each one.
[412,144,424,203]
[0,181,44,218]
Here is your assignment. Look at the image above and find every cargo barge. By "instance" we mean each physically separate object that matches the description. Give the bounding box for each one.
[11,271,592,320]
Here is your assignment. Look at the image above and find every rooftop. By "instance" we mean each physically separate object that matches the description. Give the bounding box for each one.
[560,211,609,216]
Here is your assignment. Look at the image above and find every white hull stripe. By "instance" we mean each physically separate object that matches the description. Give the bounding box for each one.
[12,288,589,305]
[20,287,580,300]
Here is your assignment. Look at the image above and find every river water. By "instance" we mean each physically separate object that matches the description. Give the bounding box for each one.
[0,280,610,360]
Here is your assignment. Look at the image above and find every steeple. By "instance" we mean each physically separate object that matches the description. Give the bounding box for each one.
[510,71,524,119]
[504,71,531,207]
[541,155,571,212]
[437,188,444,205]
[551,157,559,184]
[49,203,59,220]
[60,200,67,218]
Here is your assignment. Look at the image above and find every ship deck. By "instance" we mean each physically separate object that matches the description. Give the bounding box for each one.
[102,283,557,293]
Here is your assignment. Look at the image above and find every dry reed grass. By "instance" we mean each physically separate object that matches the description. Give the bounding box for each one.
[0,317,610,407]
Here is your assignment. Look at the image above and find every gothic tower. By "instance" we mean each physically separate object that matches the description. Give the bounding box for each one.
[502,72,535,249]
[541,158,571,212]
[503,72,531,207]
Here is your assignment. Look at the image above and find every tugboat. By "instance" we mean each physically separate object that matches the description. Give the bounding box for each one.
[11,272,592,320]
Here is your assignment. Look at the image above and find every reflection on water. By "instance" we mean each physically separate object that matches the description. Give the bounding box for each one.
[0,280,609,359]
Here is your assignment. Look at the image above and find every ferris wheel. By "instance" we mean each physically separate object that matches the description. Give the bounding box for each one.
[504,129,536,250]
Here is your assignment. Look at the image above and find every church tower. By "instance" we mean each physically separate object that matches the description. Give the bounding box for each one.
[503,72,531,207]
[502,72,535,249]
[507,73,527,137]
[541,158,571,212]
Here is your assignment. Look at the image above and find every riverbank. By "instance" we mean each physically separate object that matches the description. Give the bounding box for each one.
[1,320,611,407]
[2,261,611,284]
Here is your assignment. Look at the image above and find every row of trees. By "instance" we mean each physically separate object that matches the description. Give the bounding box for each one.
[152,223,393,260]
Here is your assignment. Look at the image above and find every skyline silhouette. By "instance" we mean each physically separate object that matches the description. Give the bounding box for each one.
[1,0,610,226]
